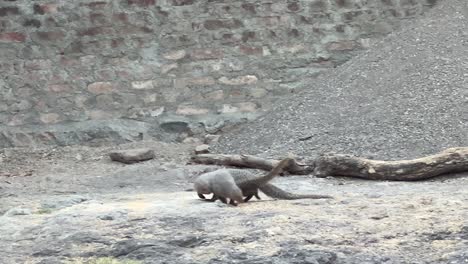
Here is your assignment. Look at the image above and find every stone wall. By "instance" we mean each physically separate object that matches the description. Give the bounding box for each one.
[0,0,438,147]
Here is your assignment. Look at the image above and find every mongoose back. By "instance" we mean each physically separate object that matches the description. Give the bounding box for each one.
[194,158,292,205]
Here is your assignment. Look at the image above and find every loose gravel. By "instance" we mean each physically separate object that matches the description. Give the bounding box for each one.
[213,0,468,160]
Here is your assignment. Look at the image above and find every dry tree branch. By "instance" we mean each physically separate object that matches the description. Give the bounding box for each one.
[190,147,468,181]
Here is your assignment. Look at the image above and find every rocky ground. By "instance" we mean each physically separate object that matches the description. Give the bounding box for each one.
[1,1,468,263]
[0,141,467,264]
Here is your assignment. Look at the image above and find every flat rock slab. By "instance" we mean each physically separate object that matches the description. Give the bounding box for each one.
[109,148,155,164]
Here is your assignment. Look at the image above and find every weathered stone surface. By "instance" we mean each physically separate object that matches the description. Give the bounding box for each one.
[0,0,441,147]
[0,120,153,148]
[109,148,155,164]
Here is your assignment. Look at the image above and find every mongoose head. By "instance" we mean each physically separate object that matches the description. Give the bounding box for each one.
[194,179,211,194]
[229,189,245,204]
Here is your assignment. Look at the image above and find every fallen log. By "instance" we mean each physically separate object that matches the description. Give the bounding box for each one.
[314,147,468,180]
[190,147,468,181]
[190,154,313,175]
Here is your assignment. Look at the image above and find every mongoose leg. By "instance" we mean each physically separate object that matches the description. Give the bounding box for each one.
[198,193,206,199]
[244,195,254,202]
[255,193,261,200]
[229,199,238,206]
[219,197,228,204]
[208,194,218,202]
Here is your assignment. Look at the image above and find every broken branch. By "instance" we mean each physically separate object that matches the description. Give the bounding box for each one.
[191,147,468,181]
[190,154,313,175]
[314,147,468,180]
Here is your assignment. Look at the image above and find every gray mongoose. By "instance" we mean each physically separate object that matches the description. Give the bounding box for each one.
[194,158,292,206]
[194,170,244,206]
[232,170,333,200]
[207,169,333,201]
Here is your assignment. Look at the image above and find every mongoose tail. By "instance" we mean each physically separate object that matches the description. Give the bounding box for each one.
[259,183,333,200]
[236,157,293,190]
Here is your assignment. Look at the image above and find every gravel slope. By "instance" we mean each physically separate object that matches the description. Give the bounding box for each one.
[213,0,468,160]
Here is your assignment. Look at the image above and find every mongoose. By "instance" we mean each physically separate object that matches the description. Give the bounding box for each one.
[224,169,333,202]
[194,169,244,206]
[210,169,333,201]
[194,158,292,205]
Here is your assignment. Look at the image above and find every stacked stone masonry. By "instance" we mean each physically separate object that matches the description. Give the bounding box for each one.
[0,0,438,146]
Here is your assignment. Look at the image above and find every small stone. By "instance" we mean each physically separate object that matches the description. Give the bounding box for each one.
[48,84,72,92]
[204,90,224,100]
[87,82,114,94]
[366,193,382,199]
[98,214,115,221]
[41,195,88,210]
[131,80,154,89]
[190,48,223,60]
[249,88,268,98]
[143,94,158,103]
[10,100,32,111]
[109,148,155,164]
[187,76,215,86]
[87,110,113,120]
[326,40,357,51]
[40,113,61,124]
[163,50,186,60]
[161,63,178,74]
[150,107,165,117]
[218,75,258,85]
[236,102,258,112]
[195,144,210,154]
[183,137,202,144]
[4,208,32,216]
[369,213,389,220]
[176,106,210,115]
[220,104,239,114]
[204,134,220,144]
